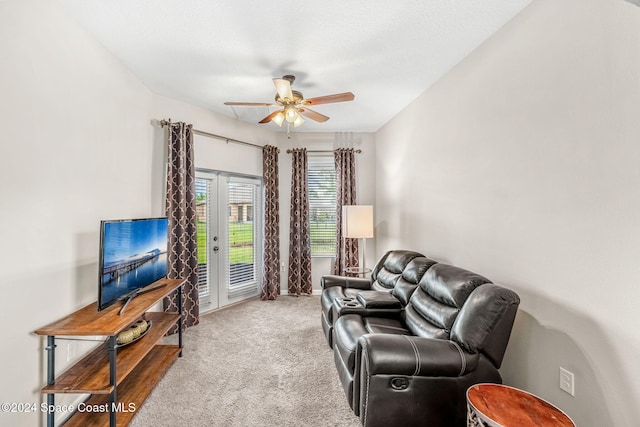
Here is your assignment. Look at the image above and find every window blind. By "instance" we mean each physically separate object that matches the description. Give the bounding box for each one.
[308,156,337,256]
[227,180,257,287]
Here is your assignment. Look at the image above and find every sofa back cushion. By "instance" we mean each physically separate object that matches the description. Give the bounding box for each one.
[404,263,491,340]
[370,250,424,291]
[451,283,520,368]
[391,257,438,305]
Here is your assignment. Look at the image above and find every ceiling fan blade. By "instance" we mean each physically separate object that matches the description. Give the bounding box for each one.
[302,92,355,106]
[224,102,278,107]
[258,110,284,124]
[273,78,293,101]
[298,108,330,123]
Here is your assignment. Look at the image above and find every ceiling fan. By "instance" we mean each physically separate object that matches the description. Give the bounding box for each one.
[224,75,355,134]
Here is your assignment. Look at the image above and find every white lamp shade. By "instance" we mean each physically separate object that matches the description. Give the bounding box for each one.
[342,205,374,238]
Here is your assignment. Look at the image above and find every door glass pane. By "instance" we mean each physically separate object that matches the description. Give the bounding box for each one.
[227,181,257,289]
[195,178,210,299]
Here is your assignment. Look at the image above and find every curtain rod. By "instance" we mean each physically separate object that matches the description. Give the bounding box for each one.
[158,119,277,152]
[286,149,362,154]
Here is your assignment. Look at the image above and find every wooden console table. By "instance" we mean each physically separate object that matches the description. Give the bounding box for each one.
[34,277,185,427]
[467,383,575,427]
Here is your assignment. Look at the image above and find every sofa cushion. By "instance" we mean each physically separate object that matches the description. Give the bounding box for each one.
[421,263,491,308]
[404,263,491,339]
[363,317,409,335]
[356,291,402,309]
[334,314,408,372]
[371,250,424,291]
[451,283,520,367]
[391,256,438,305]
[403,304,451,339]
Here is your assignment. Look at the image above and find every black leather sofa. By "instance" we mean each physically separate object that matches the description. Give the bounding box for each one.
[322,251,520,427]
[320,250,431,348]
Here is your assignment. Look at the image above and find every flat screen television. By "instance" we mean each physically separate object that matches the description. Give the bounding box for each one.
[98,217,169,311]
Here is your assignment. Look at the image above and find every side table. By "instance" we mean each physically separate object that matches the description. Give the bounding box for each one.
[467,383,575,427]
[344,266,372,277]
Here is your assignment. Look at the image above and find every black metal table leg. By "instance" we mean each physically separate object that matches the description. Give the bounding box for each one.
[46,336,56,427]
[108,335,117,427]
[178,283,183,356]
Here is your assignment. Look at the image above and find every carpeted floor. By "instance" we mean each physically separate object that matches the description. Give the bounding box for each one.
[130,295,361,427]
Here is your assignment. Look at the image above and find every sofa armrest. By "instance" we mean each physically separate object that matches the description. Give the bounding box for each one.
[321,275,372,290]
[357,334,479,377]
[356,290,402,309]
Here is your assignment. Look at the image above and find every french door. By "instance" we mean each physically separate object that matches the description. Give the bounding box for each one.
[195,170,262,311]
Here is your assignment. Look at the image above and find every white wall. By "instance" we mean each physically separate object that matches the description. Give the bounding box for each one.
[375,0,640,425]
[0,1,154,425]
[151,93,277,180]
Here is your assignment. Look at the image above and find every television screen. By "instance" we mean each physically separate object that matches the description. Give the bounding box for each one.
[98,217,169,311]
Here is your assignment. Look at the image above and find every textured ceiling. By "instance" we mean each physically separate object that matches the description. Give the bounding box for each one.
[57,0,533,132]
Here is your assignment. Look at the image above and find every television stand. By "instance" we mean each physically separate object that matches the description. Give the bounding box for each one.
[35,277,184,427]
[118,283,167,315]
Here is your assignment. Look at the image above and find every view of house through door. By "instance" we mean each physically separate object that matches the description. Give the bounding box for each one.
[196,170,262,312]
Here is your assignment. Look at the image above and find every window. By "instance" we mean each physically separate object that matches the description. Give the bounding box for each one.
[308,156,337,256]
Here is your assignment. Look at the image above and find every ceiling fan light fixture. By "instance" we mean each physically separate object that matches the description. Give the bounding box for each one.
[272,111,285,127]
[225,75,355,133]
[285,105,298,123]
[293,115,305,128]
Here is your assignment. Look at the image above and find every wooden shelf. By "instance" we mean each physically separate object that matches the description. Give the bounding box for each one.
[42,312,179,394]
[35,278,184,337]
[36,277,185,427]
[62,345,181,427]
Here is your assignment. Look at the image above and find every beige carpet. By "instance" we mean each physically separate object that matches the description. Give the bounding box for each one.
[130,295,361,427]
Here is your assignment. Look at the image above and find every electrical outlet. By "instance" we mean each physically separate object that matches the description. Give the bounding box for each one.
[559,367,575,396]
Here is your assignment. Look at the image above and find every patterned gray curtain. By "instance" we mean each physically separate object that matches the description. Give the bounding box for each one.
[332,148,358,275]
[163,121,199,331]
[261,145,280,300]
[288,148,312,296]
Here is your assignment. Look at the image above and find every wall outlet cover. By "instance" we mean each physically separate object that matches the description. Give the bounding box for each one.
[559,367,575,396]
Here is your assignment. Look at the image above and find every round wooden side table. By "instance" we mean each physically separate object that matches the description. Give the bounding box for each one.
[467,383,575,427]
[344,266,372,277]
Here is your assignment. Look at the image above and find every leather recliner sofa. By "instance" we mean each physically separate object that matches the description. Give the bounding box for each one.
[324,255,520,427]
[320,250,432,348]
